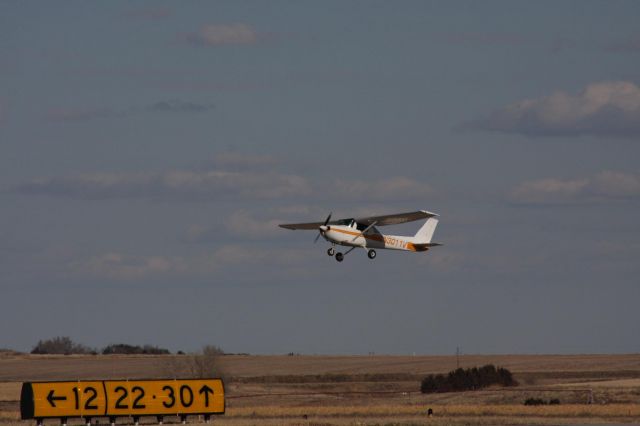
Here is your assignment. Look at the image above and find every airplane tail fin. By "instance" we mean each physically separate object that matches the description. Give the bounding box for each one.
[414,217,439,244]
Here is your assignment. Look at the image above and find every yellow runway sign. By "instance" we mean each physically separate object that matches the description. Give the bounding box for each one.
[21,379,224,419]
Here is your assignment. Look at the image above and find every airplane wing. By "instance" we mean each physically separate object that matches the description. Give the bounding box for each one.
[355,210,438,227]
[279,221,326,230]
[279,210,438,230]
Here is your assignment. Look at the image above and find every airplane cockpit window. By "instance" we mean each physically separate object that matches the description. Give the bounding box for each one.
[356,222,368,231]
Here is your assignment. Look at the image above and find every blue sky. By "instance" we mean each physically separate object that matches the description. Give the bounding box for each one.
[1,1,639,355]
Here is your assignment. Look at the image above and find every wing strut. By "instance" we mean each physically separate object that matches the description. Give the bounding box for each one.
[351,221,377,242]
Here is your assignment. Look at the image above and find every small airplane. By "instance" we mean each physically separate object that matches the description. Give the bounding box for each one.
[279,210,441,262]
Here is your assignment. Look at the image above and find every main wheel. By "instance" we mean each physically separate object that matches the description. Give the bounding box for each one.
[335,252,344,262]
[327,247,335,256]
[367,249,377,259]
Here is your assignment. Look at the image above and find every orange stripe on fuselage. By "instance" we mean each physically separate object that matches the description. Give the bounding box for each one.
[330,227,384,242]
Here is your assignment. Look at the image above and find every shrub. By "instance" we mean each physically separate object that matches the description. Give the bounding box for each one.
[102,344,170,355]
[524,398,560,406]
[421,364,517,394]
[524,398,546,406]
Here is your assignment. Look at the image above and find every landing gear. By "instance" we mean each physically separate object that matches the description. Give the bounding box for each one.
[367,249,377,259]
[327,247,335,256]
[335,252,344,262]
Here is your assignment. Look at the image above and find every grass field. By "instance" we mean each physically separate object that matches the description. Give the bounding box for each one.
[1,353,639,425]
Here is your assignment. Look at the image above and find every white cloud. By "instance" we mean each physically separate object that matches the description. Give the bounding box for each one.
[187,210,283,242]
[224,210,283,238]
[211,152,277,170]
[122,7,171,20]
[511,178,589,203]
[147,100,215,113]
[186,224,216,242]
[209,245,308,267]
[186,24,258,46]
[270,204,313,216]
[48,100,215,122]
[511,171,640,203]
[590,170,640,198]
[332,176,435,201]
[13,169,312,201]
[72,245,309,281]
[464,81,640,138]
[13,169,438,205]
[605,36,640,53]
[72,252,187,281]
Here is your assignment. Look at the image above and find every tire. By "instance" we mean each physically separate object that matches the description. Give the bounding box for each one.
[367,249,376,259]
[335,253,344,262]
[327,247,335,256]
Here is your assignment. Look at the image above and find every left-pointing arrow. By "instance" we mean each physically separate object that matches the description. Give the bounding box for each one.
[46,390,67,407]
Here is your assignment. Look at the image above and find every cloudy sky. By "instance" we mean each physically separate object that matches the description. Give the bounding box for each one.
[1,1,639,355]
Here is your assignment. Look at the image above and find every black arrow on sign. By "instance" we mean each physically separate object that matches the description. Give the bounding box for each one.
[46,389,67,407]
[198,385,214,407]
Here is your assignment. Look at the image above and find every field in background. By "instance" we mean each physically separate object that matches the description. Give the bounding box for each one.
[1,353,640,425]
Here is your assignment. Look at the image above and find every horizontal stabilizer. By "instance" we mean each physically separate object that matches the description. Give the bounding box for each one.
[412,242,443,251]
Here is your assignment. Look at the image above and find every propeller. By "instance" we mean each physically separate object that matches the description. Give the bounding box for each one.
[314,212,332,243]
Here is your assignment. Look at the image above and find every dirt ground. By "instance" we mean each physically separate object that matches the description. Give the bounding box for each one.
[2,353,640,425]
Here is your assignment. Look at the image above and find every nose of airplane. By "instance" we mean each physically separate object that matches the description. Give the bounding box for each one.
[314,212,333,244]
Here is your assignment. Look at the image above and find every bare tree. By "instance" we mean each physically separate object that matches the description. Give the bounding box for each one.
[31,337,95,355]
[165,345,226,380]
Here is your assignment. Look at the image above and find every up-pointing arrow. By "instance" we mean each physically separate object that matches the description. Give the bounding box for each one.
[198,385,214,407]
[46,389,67,407]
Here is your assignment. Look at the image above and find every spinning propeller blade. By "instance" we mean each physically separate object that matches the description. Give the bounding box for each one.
[314,212,332,243]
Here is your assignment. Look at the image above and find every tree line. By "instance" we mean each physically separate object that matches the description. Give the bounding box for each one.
[421,364,517,393]
[30,336,175,355]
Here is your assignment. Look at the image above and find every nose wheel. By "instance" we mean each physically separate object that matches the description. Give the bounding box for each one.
[335,252,344,262]
[367,249,376,259]
[327,247,335,256]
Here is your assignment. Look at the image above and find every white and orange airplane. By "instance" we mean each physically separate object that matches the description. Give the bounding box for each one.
[279,210,441,262]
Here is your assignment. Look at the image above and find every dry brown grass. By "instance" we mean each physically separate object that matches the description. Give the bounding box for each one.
[2,354,640,425]
[0,384,20,403]
[3,353,640,381]
[225,403,640,417]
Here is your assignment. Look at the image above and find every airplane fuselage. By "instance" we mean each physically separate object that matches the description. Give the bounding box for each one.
[322,225,426,252]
